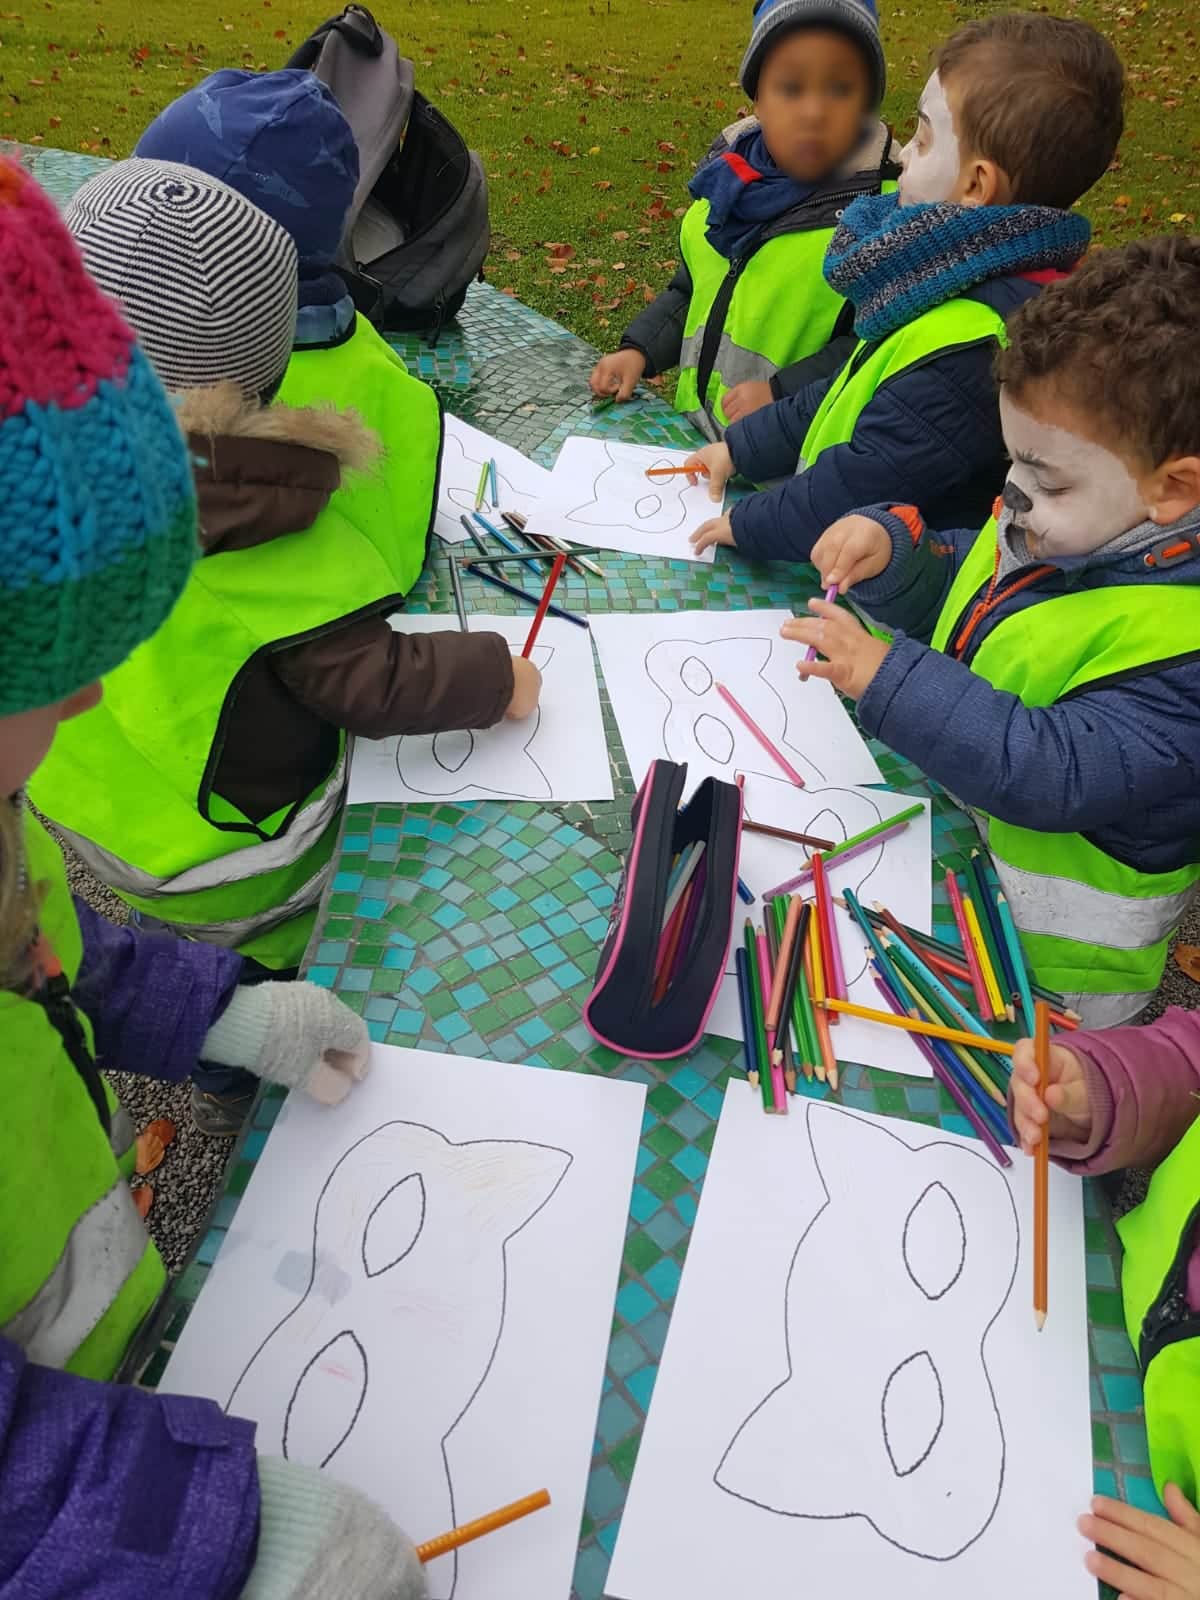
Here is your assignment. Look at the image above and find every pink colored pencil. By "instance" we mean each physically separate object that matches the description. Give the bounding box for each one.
[945,868,991,1020]
[763,816,911,900]
[804,583,839,663]
[714,681,805,789]
[757,931,787,1113]
[811,853,846,1019]
[521,551,567,658]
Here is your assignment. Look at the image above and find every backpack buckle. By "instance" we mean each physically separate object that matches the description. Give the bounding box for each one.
[1143,532,1200,569]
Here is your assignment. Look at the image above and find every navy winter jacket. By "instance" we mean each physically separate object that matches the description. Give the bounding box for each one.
[724,275,1044,562]
[851,504,1200,878]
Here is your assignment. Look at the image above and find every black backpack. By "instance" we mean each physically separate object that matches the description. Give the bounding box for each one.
[287,5,490,341]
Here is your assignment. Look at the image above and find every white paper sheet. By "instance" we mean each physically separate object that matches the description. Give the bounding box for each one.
[609,1095,1093,1600]
[435,416,555,544]
[707,774,934,1079]
[529,438,722,564]
[161,1046,645,1600]
[590,609,884,797]
[346,614,613,804]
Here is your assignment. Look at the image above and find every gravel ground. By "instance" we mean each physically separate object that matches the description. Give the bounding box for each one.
[60,831,1200,1276]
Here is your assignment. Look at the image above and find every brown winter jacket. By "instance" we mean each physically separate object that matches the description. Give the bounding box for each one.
[177,385,514,825]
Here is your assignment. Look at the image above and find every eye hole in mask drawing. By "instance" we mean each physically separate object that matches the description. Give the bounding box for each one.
[636,493,664,520]
[694,714,735,765]
[883,1350,945,1477]
[680,656,713,696]
[430,730,474,775]
[283,1329,368,1468]
[361,1172,426,1279]
[903,1181,966,1301]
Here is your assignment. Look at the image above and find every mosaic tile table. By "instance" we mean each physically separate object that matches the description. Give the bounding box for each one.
[19,141,1151,1599]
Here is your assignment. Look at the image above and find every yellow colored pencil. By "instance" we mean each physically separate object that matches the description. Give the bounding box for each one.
[962,892,1006,1022]
[819,997,1014,1057]
[802,929,828,1085]
[889,967,1007,1106]
[416,1489,551,1565]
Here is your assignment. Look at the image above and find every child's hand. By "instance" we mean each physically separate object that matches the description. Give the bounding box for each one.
[722,380,774,423]
[683,441,734,502]
[505,655,542,720]
[589,348,645,401]
[781,599,890,699]
[690,514,736,554]
[1080,1484,1200,1598]
[204,981,371,1106]
[810,515,893,591]
[1010,1036,1093,1153]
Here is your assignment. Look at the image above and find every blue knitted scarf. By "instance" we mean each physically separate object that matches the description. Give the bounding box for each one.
[823,192,1091,341]
[689,128,818,261]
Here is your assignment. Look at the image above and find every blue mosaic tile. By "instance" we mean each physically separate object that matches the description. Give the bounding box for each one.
[615,1281,656,1325]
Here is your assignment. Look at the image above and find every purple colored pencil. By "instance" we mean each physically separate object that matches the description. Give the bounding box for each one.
[804,583,839,663]
[763,817,911,901]
[668,854,708,987]
[872,975,1012,1168]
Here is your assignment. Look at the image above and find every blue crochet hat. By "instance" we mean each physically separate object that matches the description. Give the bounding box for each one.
[134,69,359,291]
[741,0,885,106]
[0,159,196,717]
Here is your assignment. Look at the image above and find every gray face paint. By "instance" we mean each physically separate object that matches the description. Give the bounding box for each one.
[1002,480,1033,516]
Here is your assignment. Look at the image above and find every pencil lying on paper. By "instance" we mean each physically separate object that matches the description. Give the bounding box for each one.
[473,460,489,512]
[742,818,836,851]
[714,682,805,788]
[803,584,839,664]
[644,462,707,478]
[762,809,920,900]
[459,513,489,559]
[447,548,468,632]
[817,997,1014,1056]
[416,1489,551,1564]
[488,458,499,506]
[504,510,605,580]
[464,546,608,567]
[1034,999,1050,1331]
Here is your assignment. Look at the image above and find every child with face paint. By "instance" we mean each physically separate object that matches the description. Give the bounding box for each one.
[685,12,1125,560]
[588,0,899,438]
[785,234,1200,1030]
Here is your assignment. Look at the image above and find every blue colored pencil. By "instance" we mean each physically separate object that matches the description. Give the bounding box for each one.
[489,458,499,506]
[882,927,992,1039]
[465,564,590,629]
[472,511,537,561]
[736,876,755,905]
[996,891,1037,1035]
[969,848,1018,1013]
[843,886,907,998]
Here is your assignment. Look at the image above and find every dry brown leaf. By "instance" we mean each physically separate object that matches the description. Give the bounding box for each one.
[134,1116,176,1176]
[1173,944,1200,982]
[133,1184,154,1220]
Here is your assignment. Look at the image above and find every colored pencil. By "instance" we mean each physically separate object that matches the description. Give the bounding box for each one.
[645,462,708,478]
[881,930,991,1039]
[741,818,837,851]
[522,552,568,658]
[714,682,806,788]
[766,898,795,1091]
[1034,998,1050,1330]
[459,513,490,559]
[668,854,707,989]
[829,802,925,858]
[416,1489,551,1565]
[763,814,916,900]
[872,977,1011,1168]
[996,892,1037,1036]
[465,564,590,629]
[967,850,1016,1020]
[736,876,755,905]
[945,869,991,1019]
[819,997,1014,1056]
[654,879,694,1003]
[843,886,907,998]
[888,966,1007,1107]
[801,922,829,1084]
[661,841,705,929]
[810,853,844,1022]
[472,510,528,557]
[766,896,804,1032]
[735,946,757,1082]
[807,902,839,1088]
[803,583,839,664]
[447,548,469,632]
[757,929,782,1113]
[771,901,810,1067]
[505,512,605,580]
[592,392,616,412]
[963,891,1006,1022]
[742,921,764,1086]
[793,910,818,1081]
[473,459,489,511]
[488,458,499,506]
[465,544,607,567]
[748,925,774,1112]
[762,916,788,1113]
[884,948,1010,1099]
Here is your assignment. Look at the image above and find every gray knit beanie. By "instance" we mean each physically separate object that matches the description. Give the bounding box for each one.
[65,158,298,400]
[741,0,886,107]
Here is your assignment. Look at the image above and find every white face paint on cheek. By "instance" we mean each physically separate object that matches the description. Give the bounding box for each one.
[998,392,1149,558]
[899,73,961,206]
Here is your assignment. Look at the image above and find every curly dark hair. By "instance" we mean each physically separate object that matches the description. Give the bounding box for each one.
[936,14,1124,209]
[996,235,1200,467]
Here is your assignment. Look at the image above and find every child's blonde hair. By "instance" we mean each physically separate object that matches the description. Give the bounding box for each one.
[0,800,40,989]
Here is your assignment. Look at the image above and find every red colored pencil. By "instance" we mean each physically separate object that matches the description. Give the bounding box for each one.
[521,551,567,658]
[810,853,842,1023]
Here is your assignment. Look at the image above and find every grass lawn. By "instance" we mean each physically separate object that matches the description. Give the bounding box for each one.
[1,0,1196,359]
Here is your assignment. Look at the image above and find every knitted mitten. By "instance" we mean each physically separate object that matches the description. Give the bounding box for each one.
[201,982,370,1105]
[241,1458,426,1600]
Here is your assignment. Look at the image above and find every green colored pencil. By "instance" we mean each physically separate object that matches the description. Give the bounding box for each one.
[744,920,774,1112]
[473,459,489,511]
[889,952,1009,1097]
[827,802,926,862]
[891,966,1007,1106]
[996,892,1037,1035]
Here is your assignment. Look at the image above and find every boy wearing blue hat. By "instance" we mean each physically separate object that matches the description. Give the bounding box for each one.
[589,0,899,439]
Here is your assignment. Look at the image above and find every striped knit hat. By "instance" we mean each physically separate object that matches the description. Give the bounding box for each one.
[0,158,197,717]
[741,0,886,105]
[65,158,298,400]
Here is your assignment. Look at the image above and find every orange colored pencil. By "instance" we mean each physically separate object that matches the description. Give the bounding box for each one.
[1034,999,1050,1331]
[644,462,708,478]
[765,895,804,1032]
[416,1489,551,1564]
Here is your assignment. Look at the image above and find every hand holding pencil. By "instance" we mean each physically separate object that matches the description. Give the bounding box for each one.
[1009,1034,1093,1154]
[780,602,890,698]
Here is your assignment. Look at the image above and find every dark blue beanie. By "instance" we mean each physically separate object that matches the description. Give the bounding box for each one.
[741,0,885,106]
[135,68,358,283]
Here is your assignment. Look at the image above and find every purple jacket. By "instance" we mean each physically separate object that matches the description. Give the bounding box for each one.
[1041,1007,1200,1312]
[0,905,260,1598]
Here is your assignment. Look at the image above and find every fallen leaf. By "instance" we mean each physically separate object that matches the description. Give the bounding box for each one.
[593,179,613,190]
[1169,211,1188,222]
[1174,944,1200,981]
[134,1116,176,1176]
[145,1116,177,1147]
[133,1184,154,1220]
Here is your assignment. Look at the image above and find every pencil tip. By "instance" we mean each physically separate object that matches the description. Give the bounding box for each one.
[1035,1310,1047,1332]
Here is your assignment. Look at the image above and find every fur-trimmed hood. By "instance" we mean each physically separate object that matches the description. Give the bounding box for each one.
[177,381,382,552]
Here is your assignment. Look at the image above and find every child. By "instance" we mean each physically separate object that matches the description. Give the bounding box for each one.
[589,0,898,439]
[30,159,540,995]
[1010,1012,1200,1592]
[783,235,1200,1027]
[686,12,1124,560]
[134,68,440,602]
[0,159,423,1599]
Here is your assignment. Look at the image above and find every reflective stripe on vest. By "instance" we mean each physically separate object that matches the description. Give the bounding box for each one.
[1116,1115,1200,1502]
[29,338,441,969]
[933,521,1200,1024]
[675,197,860,440]
[0,812,165,1379]
[798,297,1006,469]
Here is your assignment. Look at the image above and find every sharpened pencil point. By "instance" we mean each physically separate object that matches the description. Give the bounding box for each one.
[1035,1309,1047,1332]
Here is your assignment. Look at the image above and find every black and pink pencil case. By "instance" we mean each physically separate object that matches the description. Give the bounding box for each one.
[584,760,742,1059]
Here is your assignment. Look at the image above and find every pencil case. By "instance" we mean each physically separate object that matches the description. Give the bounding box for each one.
[584,760,742,1059]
